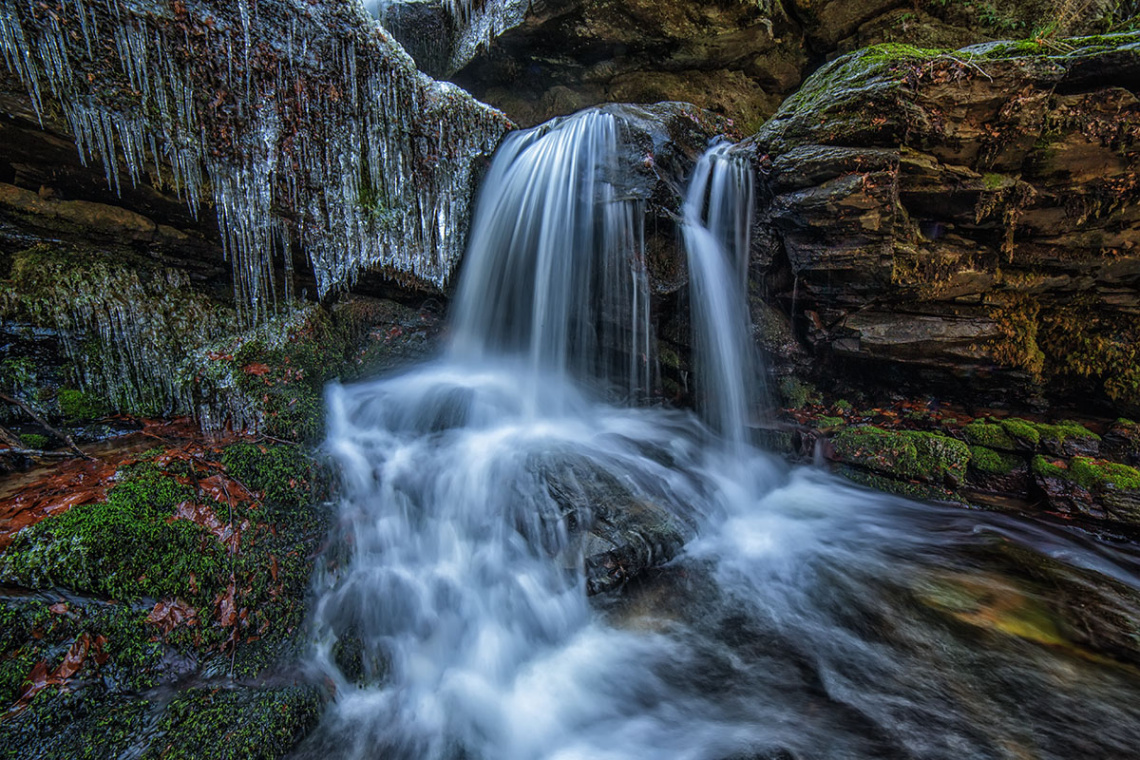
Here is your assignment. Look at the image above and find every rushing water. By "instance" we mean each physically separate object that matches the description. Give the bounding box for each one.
[299,111,1140,760]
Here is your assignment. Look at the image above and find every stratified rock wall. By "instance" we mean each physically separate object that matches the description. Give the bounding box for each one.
[446,0,1129,129]
[0,0,513,319]
[751,36,1140,415]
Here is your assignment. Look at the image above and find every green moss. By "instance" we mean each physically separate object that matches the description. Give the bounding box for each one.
[833,426,972,484]
[145,686,322,760]
[17,433,49,450]
[969,446,1023,476]
[56,388,109,422]
[859,43,947,65]
[817,416,845,430]
[983,172,1008,190]
[1034,456,1140,491]
[0,690,152,760]
[834,399,853,412]
[0,464,223,603]
[1000,418,1041,447]
[221,443,316,514]
[1035,420,1100,445]
[962,421,1016,450]
[778,377,820,409]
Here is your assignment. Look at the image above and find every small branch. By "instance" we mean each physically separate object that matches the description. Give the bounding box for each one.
[0,448,79,460]
[0,392,94,460]
[0,424,22,449]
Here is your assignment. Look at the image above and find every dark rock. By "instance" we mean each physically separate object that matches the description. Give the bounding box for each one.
[750,36,1140,415]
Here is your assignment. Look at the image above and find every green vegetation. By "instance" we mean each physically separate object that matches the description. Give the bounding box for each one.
[1033,455,1140,491]
[17,433,49,449]
[145,687,322,760]
[962,420,1016,450]
[0,464,222,602]
[56,388,109,422]
[969,446,1023,476]
[833,426,972,485]
[778,377,820,409]
[1000,418,1041,447]
[0,690,152,760]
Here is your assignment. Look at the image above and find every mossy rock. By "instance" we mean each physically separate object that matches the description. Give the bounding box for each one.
[832,425,972,486]
[0,464,223,603]
[144,686,322,760]
[999,418,1042,448]
[1034,420,1101,458]
[962,420,1016,451]
[1032,455,1140,523]
[969,446,1024,477]
[0,689,152,760]
[837,465,966,504]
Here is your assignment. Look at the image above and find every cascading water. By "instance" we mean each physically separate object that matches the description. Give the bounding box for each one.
[300,115,1140,760]
[449,110,651,403]
[681,140,758,448]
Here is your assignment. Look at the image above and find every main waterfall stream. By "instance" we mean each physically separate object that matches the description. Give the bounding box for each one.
[297,111,1140,760]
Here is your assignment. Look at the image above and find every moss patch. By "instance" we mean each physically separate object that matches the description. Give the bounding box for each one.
[55,389,109,422]
[1034,455,1140,491]
[969,446,1023,476]
[145,686,322,760]
[833,426,972,485]
[962,420,1016,450]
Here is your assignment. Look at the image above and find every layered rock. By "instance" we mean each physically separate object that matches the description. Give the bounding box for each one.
[440,0,1128,128]
[751,35,1140,417]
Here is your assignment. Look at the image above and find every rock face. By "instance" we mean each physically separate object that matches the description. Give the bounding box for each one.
[751,36,1140,417]
[444,0,1126,128]
[451,0,807,129]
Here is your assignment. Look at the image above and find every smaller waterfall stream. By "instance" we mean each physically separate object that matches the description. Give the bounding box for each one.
[681,141,758,448]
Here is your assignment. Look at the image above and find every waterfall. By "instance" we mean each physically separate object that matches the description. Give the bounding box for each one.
[301,109,1140,760]
[681,141,758,448]
[449,109,652,403]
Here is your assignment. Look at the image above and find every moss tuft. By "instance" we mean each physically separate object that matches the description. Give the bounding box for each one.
[969,446,1023,476]
[1000,418,1041,447]
[146,686,322,760]
[56,389,109,422]
[962,420,1015,450]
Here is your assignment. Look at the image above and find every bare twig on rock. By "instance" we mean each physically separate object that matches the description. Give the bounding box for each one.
[0,392,94,460]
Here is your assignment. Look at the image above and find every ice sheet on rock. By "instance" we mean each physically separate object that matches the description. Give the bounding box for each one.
[0,0,512,322]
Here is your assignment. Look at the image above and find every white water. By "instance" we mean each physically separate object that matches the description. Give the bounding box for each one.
[681,140,758,449]
[302,115,1140,760]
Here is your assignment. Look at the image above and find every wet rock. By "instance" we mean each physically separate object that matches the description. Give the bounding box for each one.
[831,425,971,487]
[538,453,693,595]
[750,35,1140,415]
[451,0,807,128]
[1033,455,1140,523]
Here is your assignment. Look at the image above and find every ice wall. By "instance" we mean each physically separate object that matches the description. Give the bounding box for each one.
[0,0,513,321]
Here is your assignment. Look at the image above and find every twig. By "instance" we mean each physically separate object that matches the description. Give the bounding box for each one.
[0,448,78,460]
[0,393,94,460]
[0,424,22,449]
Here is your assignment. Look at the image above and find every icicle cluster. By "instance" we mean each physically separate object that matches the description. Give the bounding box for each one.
[0,0,512,321]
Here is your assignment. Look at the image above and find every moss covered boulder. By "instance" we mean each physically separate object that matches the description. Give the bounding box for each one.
[832,425,972,487]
